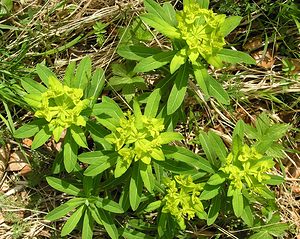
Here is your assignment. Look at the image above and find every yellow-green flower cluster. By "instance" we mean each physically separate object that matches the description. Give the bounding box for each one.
[34,77,90,130]
[105,112,165,165]
[176,0,226,62]
[162,175,203,229]
[221,145,275,191]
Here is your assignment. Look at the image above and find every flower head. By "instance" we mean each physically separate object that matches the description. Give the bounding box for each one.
[176,0,226,63]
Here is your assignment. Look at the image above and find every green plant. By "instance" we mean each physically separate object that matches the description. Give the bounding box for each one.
[118,0,255,114]
[107,62,147,102]
[14,57,105,172]
[45,176,121,239]
[93,21,108,46]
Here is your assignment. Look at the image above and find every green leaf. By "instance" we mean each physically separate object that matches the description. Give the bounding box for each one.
[167,63,189,115]
[208,131,227,163]
[14,119,46,138]
[170,48,187,74]
[139,162,154,193]
[208,77,230,105]
[200,184,220,200]
[162,145,214,173]
[46,176,82,196]
[241,200,253,227]
[207,173,226,186]
[21,78,47,94]
[45,198,85,221]
[63,61,76,87]
[265,223,290,237]
[249,231,272,239]
[31,125,52,150]
[129,162,143,210]
[120,228,154,239]
[82,209,94,239]
[232,190,244,217]
[61,205,85,236]
[217,49,256,65]
[70,125,88,148]
[197,132,216,165]
[264,175,284,185]
[24,93,41,108]
[158,132,183,144]
[84,153,118,176]
[144,200,163,212]
[155,159,196,174]
[207,196,221,226]
[72,56,92,90]
[63,130,79,173]
[96,198,124,214]
[117,45,162,61]
[195,0,209,8]
[141,14,180,39]
[98,208,119,239]
[144,88,161,118]
[78,151,109,164]
[93,97,124,119]
[162,2,177,26]
[87,68,105,106]
[144,0,175,26]
[86,121,111,149]
[220,16,242,36]
[36,64,57,86]
[192,62,209,96]
[134,51,176,73]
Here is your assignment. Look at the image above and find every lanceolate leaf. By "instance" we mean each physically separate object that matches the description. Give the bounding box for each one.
[144,0,175,26]
[96,198,124,214]
[98,208,119,239]
[192,62,209,96]
[63,130,79,173]
[46,176,82,196]
[82,209,94,239]
[207,196,221,226]
[31,125,52,150]
[84,153,119,176]
[232,190,244,217]
[167,63,189,115]
[144,88,161,118]
[63,61,76,87]
[73,56,92,90]
[70,125,88,148]
[208,77,230,105]
[134,51,176,73]
[117,45,162,61]
[241,200,253,227]
[129,162,143,210]
[139,162,154,193]
[36,64,57,86]
[217,49,256,65]
[45,198,85,221]
[141,14,180,39]
[61,205,85,236]
[220,16,242,36]
[21,78,47,94]
[14,119,46,138]
[162,145,214,173]
[87,68,105,106]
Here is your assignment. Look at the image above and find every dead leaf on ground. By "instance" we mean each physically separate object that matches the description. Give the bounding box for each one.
[0,212,4,225]
[0,144,10,181]
[22,138,32,147]
[243,36,263,52]
[252,48,275,69]
[291,59,300,74]
[7,151,31,175]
